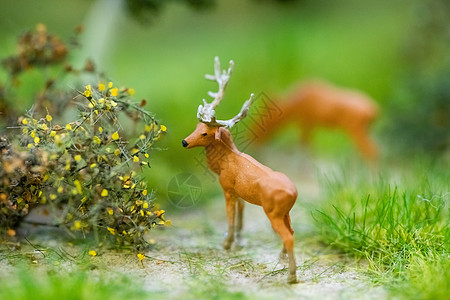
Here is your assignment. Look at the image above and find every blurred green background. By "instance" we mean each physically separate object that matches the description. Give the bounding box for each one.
[0,0,448,207]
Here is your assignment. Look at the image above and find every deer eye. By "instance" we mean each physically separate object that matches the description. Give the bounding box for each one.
[202,133,207,136]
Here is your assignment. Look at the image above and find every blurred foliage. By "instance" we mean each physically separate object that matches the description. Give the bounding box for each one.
[387,72,450,154]
[124,0,303,23]
[0,24,86,127]
[2,23,68,77]
[0,0,437,204]
[125,0,216,23]
[0,268,151,300]
[0,25,168,250]
[385,0,450,155]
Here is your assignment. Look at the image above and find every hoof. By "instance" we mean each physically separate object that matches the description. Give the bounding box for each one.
[287,273,298,284]
[279,252,288,262]
[234,236,245,249]
[223,240,232,250]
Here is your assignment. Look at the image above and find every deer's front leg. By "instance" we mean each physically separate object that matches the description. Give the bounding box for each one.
[235,198,245,246]
[223,191,237,250]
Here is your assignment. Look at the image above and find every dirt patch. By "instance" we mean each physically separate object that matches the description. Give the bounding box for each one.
[0,157,387,299]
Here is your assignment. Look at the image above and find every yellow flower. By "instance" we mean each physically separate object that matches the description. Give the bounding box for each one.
[54,134,61,144]
[140,210,144,216]
[108,81,113,88]
[139,134,146,140]
[128,88,135,95]
[34,137,40,145]
[84,85,92,98]
[22,118,28,125]
[98,126,103,133]
[158,220,165,225]
[137,253,145,261]
[89,250,97,257]
[98,98,105,104]
[101,189,108,197]
[142,190,148,196]
[107,227,116,235]
[74,155,81,161]
[74,180,82,194]
[50,131,56,137]
[30,130,36,138]
[165,220,172,226]
[107,208,113,215]
[50,194,57,200]
[144,153,149,158]
[98,83,106,91]
[110,88,118,97]
[46,114,52,122]
[90,163,97,168]
[57,186,64,193]
[41,123,48,130]
[114,149,121,156]
[145,125,151,132]
[143,202,149,208]
[133,156,139,162]
[66,124,72,130]
[93,136,101,144]
[111,100,117,107]
[112,131,119,140]
[160,125,167,132]
[22,128,28,134]
[74,220,81,230]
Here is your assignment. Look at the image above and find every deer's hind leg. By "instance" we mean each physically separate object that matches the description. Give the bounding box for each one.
[269,217,297,284]
[280,214,294,261]
[347,124,378,161]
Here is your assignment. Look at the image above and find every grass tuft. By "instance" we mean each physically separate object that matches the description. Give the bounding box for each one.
[312,158,449,299]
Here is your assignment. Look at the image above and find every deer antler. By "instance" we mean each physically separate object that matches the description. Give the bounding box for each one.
[197,56,255,128]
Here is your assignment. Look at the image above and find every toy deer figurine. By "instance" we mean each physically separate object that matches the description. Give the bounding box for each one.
[182,57,298,283]
[254,80,379,161]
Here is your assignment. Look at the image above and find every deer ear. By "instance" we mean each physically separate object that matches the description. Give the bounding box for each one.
[215,127,223,141]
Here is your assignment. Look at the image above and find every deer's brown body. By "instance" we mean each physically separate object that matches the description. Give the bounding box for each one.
[256,81,379,160]
[184,123,298,283]
[182,57,298,283]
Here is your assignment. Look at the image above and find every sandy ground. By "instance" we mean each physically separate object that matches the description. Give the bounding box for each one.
[0,153,388,299]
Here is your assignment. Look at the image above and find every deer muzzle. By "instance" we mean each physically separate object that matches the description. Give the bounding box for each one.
[182,139,189,148]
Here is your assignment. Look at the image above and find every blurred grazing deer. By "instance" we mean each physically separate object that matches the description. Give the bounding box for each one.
[253,80,379,160]
[182,57,298,283]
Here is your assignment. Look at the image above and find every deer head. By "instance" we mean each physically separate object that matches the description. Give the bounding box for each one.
[182,56,255,149]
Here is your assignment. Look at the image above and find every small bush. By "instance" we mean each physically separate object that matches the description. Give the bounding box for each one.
[0,25,168,250]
